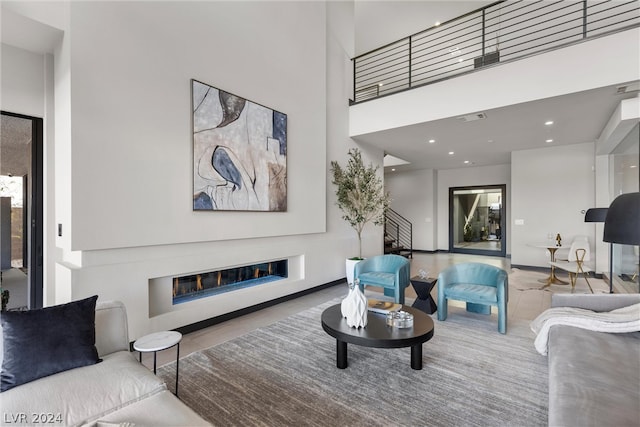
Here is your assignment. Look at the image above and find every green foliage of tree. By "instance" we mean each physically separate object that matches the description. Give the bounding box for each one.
[330,148,390,259]
[463,223,473,242]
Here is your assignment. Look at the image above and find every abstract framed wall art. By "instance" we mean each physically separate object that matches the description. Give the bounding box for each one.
[192,79,287,211]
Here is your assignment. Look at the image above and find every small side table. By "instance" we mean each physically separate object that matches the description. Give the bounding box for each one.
[133,331,182,396]
[410,276,438,314]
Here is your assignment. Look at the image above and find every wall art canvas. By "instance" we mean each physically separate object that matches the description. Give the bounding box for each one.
[192,79,287,211]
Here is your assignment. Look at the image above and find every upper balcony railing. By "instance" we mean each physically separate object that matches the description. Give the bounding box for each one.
[351,0,640,104]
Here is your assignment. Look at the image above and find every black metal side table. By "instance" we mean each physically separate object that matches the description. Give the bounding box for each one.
[410,276,438,314]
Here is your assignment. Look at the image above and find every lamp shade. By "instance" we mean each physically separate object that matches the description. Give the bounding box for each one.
[603,192,640,245]
[584,208,608,223]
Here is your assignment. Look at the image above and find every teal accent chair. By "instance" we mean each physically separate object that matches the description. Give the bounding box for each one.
[354,254,410,304]
[437,262,509,334]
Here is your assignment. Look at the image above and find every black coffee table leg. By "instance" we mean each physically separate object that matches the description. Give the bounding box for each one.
[410,344,422,370]
[337,340,348,369]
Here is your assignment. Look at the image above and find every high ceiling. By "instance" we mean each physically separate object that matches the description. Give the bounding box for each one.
[352,1,639,173]
[353,82,639,172]
[1,2,638,178]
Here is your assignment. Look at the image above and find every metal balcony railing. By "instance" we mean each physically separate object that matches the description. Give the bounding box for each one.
[352,0,640,104]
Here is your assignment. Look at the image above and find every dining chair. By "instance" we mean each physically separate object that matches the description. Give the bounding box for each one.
[555,235,588,261]
[549,239,593,293]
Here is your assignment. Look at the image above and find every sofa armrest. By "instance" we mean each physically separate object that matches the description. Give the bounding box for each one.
[95,301,130,357]
[551,293,640,312]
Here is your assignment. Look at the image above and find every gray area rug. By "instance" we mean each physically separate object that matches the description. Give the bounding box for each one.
[157,299,548,426]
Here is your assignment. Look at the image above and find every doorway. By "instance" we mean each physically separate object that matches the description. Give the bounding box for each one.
[0,112,43,310]
[449,185,506,257]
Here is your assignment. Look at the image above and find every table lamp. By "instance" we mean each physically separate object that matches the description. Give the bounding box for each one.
[602,192,640,293]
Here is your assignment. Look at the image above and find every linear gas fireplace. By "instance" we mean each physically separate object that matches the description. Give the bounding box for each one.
[172,260,288,305]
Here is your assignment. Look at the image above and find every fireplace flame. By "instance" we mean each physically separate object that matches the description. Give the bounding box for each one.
[172,260,287,304]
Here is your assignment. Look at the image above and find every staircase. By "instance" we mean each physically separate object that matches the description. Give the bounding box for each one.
[384,208,412,258]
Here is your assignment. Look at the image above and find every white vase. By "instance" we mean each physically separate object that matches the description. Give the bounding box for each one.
[345,258,362,285]
[341,280,368,328]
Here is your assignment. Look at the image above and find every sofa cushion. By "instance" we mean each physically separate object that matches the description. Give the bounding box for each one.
[83,390,211,426]
[1,351,167,426]
[549,325,640,427]
[1,295,100,392]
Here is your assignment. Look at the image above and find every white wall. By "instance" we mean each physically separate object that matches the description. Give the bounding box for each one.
[0,44,45,117]
[437,164,511,252]
[0,42,60,304]
[354,1,492,56]
[385,168,436,251]
[327,0,386,258]
[4,1,369,339]
[385,164,509,253]
[65,2,327,251]
[511,142,596,268]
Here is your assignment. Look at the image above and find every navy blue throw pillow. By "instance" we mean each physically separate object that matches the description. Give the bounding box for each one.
[0,295,101,392]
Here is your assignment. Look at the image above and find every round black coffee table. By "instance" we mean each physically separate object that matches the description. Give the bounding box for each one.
[321,304,434,370]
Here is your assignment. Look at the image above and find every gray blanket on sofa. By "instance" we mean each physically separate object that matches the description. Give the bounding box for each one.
[530,303,640,355]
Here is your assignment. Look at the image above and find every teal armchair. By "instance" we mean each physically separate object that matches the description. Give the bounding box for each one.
[437,262,509,334]
[354,254,410,304]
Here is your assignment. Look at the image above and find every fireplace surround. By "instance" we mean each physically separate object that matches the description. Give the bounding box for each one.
[148,256,301,318]
[172,260,288,305]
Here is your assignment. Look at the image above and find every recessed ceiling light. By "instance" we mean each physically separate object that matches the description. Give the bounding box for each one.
[546,139,553,143]
[631,165,637,169]
[435,21,441,26]
[378,83,384,87]
[464,160,470,164]
[448,151,455,155]
[545,120,554,126]
[428,139,435,143]
[391,168,396,172]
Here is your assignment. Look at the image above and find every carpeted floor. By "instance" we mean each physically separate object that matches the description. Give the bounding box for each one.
[157,299,548,427]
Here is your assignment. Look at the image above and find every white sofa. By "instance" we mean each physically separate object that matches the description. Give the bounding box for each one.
[1,301,210,427]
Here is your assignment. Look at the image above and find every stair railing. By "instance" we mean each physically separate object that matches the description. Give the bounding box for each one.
[384,208,413,258]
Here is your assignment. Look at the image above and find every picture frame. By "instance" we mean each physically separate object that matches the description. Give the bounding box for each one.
[192,79,287,211]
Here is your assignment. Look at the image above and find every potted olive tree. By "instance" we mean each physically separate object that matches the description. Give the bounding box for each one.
[330,148,390,284]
